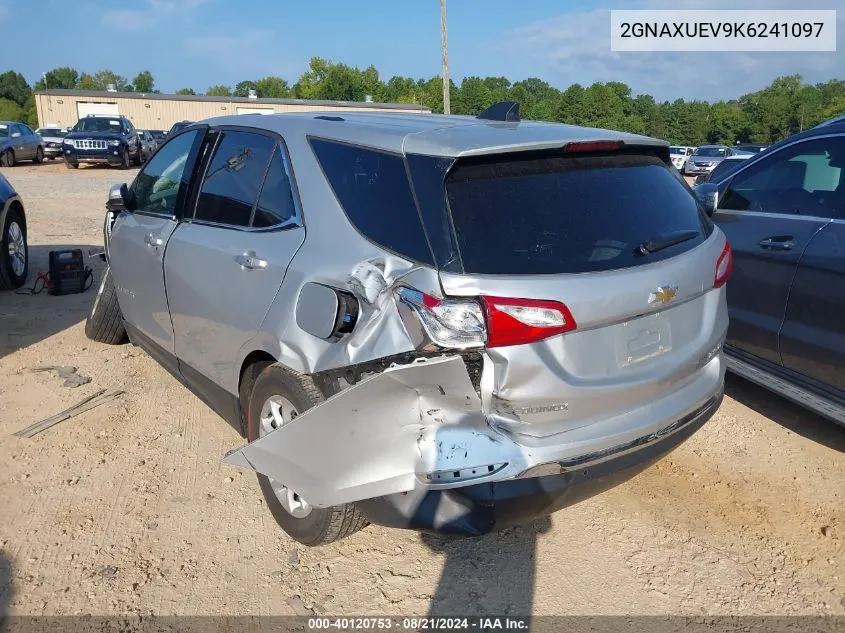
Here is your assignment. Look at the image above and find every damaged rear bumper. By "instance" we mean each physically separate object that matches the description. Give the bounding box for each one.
[355,391,720,535]
[224,355,724,533]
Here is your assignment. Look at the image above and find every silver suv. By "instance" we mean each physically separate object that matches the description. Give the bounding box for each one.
[87,103,731,545]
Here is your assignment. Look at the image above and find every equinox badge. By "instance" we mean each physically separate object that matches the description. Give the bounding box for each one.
[648,285,678,305]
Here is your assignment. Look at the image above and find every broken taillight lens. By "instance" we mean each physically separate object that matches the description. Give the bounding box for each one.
[395,288,577,350]
[395,287,486,349]
[481,296,577,348]
[714,241,733,288]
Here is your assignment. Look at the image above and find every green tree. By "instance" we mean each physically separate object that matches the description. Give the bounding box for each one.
[234,80,258,97]
[0,71,31,106]
[0,97,24,121]
[557,83,587,124]
[77,73,99,90]
[175,88,196,95]
[254,76,290,98]
[33,67,79,91]
[509,78,558,121]
[92,70,129,91]
[133,70,155,93]
[383,76,419,104]
[453,77,493,115]
[206,85,233,96]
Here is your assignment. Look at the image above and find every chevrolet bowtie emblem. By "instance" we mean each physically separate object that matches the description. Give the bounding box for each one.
[649,285,679,305]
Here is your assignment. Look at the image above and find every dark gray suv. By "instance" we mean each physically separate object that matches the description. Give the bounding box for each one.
[86,104,731,545]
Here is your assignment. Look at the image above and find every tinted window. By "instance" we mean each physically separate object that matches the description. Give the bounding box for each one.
[445,153,710,275]
[720,137,845,217]
[21,125,34,135]
[694,147,728,157]
[708,158,748,183]
[132,129,201,217]
[253,147,297,227]
[310,139,432,264]
[37,128,67,137]
[74,118,123,133]
[195,131,275,227]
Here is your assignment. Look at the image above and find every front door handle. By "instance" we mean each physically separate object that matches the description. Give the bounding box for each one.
[758,236,794,251]
[144,233,163,247]
[235,252,268,270]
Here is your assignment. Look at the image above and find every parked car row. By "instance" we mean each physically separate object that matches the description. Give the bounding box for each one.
[1,116,188,171]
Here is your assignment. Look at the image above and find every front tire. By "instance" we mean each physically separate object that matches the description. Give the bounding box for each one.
[131,145,143,166]
[120,148,130,169]
[65,160,78,169]
[0,205,27,290]
[2,149,15,167]
[246,364,368,546]
[84,267,127,344]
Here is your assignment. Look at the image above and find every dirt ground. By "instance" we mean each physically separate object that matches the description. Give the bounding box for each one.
[0,161,843,617]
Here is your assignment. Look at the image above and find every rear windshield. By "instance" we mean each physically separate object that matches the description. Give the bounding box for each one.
[445,153,711,275]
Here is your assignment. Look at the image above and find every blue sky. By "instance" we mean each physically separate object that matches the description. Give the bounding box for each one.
[2,0,842,101]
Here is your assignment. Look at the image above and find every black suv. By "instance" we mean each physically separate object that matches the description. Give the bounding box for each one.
[62,115,142,169]
[694,120,845,426]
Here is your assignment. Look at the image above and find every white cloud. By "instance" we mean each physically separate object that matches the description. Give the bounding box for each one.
[102,0,211,32]
[498,0,844,101]
[184,29,301,78]
[101,9,150,31]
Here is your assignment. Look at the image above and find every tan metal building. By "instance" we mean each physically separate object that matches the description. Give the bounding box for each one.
[35,89,431,130]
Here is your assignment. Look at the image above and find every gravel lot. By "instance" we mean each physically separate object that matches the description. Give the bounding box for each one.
[0,162,843,617]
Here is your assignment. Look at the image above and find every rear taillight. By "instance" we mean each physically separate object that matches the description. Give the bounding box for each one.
[714,241,733,288]
[481,296,576,348]
[396,289,577,349]
[395,288,486,349]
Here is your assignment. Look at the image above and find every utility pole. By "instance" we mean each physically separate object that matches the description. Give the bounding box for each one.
[440,0,450,114]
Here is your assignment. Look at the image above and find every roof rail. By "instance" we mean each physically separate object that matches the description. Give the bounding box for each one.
[477,101,520,123]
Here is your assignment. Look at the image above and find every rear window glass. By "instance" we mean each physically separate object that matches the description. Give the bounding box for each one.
[195,130,275,227]
[445,153,710,275]
[310,138,433,265]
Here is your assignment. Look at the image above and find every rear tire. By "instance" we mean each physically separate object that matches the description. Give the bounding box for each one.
[65,161,78,169]
[34,147,44,164]
[245,364,368,546]
[85,267,127,344]
[0,205,28,290]
[2,149,15,167]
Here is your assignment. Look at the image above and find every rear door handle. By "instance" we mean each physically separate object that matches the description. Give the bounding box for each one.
[235,253,268,270]
[144,233,163,247]
[758,236,794,251]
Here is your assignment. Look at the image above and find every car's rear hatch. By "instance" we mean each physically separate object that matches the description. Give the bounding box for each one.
[431,146,729,440]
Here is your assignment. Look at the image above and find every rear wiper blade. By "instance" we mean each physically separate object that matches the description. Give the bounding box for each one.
[635,230,699,256]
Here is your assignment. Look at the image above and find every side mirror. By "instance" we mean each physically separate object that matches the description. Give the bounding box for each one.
[107,183,134,212]
[693,183,719,217]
